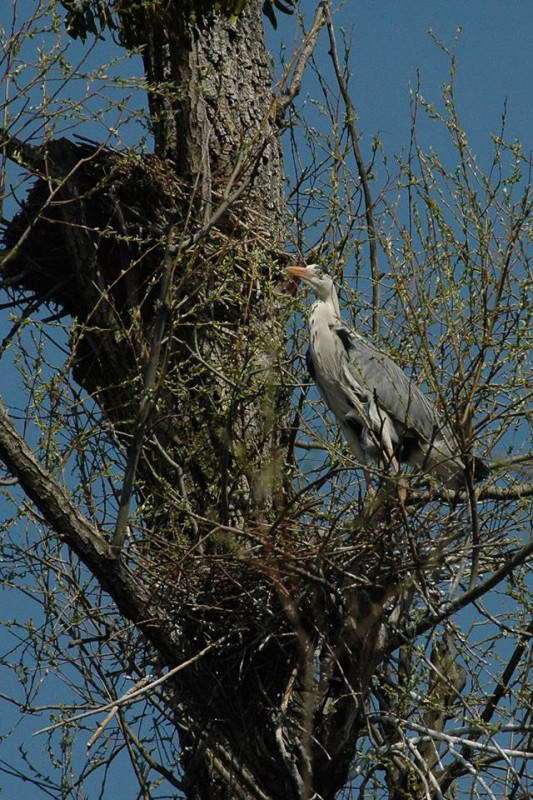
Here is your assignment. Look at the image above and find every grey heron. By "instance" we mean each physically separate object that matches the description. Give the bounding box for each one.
[287,264,488,489]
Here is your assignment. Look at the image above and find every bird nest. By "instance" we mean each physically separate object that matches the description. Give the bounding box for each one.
[139,507,411,643]
[2,137,278,324]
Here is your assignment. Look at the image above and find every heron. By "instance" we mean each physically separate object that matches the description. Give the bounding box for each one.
[287,264,488,490]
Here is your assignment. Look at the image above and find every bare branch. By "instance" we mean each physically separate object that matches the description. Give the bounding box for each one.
[0,397,111,560]
[406,481,533,505]
[111,224,179,554]
[325,8,380,336]
[276,2,328,117]
[35,637,226,736]
[389,536,533,650]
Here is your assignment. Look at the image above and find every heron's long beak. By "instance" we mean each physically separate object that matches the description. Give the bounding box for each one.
[286,265,312,279]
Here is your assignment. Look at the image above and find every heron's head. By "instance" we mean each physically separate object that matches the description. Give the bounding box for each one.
[286,264,335,301]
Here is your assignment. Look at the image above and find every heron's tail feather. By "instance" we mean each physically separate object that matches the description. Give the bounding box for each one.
[410,440,488,489]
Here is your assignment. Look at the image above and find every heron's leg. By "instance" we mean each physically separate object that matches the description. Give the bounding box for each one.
[395,472,408,504]
[387,456,408,504]
[382,439,408,505]
[363,467,376,496]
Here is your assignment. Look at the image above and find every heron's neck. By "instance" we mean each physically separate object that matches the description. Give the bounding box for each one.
[310,292,341,331]
[320,288,341,321]
[330,287,341,319]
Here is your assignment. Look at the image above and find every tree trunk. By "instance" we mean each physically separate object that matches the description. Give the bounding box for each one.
[1,3,393,797]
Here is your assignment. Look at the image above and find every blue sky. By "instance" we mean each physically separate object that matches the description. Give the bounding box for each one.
[0,1,531,797]
[291,1,531,160]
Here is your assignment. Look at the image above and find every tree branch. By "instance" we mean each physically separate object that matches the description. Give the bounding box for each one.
[435,617,533,793]
[480,617,533,726]
[0,398,111,560]
[275,1,327,117]
[36,637,226,735]
[325,8,380,336]
[406,481,533,505]
[0,397,180,663]
[111,224,179,555]
[389,536,533,652]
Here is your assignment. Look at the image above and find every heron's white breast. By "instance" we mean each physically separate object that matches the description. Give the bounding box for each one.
[309,303,344,379]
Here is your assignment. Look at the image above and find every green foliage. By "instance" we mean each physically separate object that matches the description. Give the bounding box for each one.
[61,0,116,41]
[60,0,297,44]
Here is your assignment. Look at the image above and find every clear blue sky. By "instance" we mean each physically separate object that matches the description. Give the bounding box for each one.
[291,1,531,162]
[0,1,531,797]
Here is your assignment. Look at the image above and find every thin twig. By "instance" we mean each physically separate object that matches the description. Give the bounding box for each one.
[111,223,179,554]
[479,618,533,726]
[294,438,327,451]
[276,2,328,117]
[465,466,481,590]
[374,714,533,759]
[325,9,380,337]
[116,715,185,791]
[0,397,110,559]
[388,536,533,652]
[86,677,151,750]
[35,637,225,736]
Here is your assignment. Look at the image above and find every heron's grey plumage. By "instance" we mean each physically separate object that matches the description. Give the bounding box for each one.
[288,264,488,488]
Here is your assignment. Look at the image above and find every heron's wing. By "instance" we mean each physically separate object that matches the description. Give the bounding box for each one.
[335,326,440,442]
